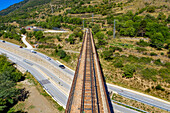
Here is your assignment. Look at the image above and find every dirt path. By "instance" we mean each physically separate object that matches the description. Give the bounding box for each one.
[15,79,62,113]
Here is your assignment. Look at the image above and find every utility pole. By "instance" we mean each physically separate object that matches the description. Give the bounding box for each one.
[113,19,116,39]
[50,3,54,13]
[92,13,94,23]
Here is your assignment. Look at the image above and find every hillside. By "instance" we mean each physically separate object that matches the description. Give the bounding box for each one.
[0,0,52,16]
[0,0,29,16]
[0,0,169,112]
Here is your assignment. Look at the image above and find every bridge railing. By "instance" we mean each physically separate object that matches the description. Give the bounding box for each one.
[65,31,87,113]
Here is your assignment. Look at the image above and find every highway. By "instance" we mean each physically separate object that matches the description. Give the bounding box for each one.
[0,40,139,113]
[0,40,170,112]
[0,48,68,107]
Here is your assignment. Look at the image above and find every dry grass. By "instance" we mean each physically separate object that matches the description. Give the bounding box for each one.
[13,73,64,113]
[100,38,170,101]
[112,93,169,113]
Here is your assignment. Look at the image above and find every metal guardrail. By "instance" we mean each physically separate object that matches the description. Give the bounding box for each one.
[112,100,149,113]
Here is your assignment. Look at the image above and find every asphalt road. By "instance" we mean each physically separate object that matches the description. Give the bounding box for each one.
[107,84,170,111]
[0,40,170,112]
[21,34,33,49]
[0,48,68,108]
[0,44,140,113]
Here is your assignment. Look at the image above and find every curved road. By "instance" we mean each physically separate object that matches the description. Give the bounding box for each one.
[21,34,33,49]
[0,40,170,112]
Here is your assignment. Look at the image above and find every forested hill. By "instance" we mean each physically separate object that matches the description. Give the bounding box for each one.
[0,0,51,16]
[0,0,29,16]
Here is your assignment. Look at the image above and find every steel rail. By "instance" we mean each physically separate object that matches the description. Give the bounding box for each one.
[65,31,87,113]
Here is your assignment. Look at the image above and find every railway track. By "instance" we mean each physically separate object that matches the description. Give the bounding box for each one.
[65,29,113,113]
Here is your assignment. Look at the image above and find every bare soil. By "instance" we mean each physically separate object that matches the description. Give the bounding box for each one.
[14,79,63,113]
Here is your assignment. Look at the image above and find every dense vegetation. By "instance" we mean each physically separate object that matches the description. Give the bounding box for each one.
[0,24,21,41]
[0,55,27,112]
[101,48,170,82]
[36,15,83,29]
[107,11,170,50]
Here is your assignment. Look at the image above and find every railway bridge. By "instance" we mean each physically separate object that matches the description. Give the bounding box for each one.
[65,29,113,113]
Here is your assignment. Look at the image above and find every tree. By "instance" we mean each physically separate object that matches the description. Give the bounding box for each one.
[0,55,24,112]
[92,24,100,34]
[3,33,8,38]
[95,32,107,47]
[150,33,164,49]
[157,12,166,20]
[57,50,66,59]
[73,27,83,40]
[66,34,75,44]
[166,15,170,23]
[106,30,113,36]
[95,32,105,40]
[20,28,26,34]
[27,32,33,38]
[127,27,135,37]
[34,31,43,40]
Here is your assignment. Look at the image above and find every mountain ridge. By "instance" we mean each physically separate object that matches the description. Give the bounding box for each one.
[0,0,52,16]
[0,0,29,15]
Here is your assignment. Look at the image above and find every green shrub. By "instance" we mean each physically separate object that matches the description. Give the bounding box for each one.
[143,52,147,55]
[136,47,147,53]
[161,52,164,55]
[154,59,162,65]
[109,46,123,52]
[155,84,165,91]
[164,62,170,68]
[56,35,61,41]
[147,6,155,13]
[20,28,27,34]
[114,60,123,68]
[107,30,113,36]
[145,88,151,92]
[150,32,165,49]
[159,68,170,83]
[65,34,75,44]
[128,55,139,62]
[141,68,158,81]
[168,54,170,58]
[138,7,147,14]
[139,57,153,64]
[157,12,166,20]
[58,106,64,111]
[136,40,149,47]
[122,64,136,78]
[150,52,157,56]
[63,55,71,62]
[73,27,83,40]
[92,24,100,34]
[101,50,113,60]
[57,49,66,59]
